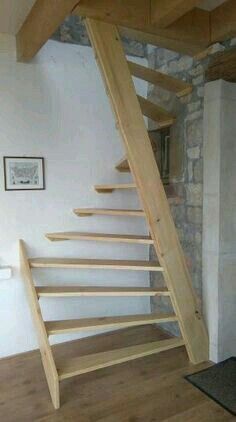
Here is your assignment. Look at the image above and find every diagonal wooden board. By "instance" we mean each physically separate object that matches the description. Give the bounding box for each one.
[85,18,209,364]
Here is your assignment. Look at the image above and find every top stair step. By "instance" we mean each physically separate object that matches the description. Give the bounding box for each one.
[128,61,192,98]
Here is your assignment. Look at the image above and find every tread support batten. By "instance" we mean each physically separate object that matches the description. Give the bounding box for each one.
[85,18,209,364]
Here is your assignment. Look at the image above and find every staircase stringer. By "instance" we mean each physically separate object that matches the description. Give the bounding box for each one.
[19,240,60,409]
[85,18,209,364]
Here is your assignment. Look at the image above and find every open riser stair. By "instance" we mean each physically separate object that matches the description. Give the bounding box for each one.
[20,17,208,410]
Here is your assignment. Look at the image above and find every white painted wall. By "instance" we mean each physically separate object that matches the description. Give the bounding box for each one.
[0,35,150,358]
[203,80,236,362]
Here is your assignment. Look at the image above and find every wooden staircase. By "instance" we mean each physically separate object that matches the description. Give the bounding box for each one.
[20,18,208,410]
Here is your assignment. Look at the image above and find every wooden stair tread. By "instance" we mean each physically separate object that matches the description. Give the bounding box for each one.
[29,258,163,271]
[128,61,192,98]
[36,286,169,297]
[138,95,176,128]
[74,208,145,217]
[46,232,153,244]
[45,313,178,335]
[57,337,185,380]
[95,183,136,193]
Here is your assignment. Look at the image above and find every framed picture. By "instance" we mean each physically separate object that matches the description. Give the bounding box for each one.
[3,157,45,191]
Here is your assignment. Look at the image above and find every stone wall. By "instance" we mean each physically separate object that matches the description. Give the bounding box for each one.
[148,40,236,331]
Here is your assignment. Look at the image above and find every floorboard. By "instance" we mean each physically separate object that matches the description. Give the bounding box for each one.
[0,326,232,422]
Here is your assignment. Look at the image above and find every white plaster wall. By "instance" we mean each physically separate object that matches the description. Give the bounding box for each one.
[203,80,236,362]
[0,35,150,357]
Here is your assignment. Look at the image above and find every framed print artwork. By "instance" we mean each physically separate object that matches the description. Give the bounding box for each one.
[3,157,45,191]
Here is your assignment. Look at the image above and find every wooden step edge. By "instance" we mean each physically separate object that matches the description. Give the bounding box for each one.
[94,183,136,193]
[57,337,185,380]
[45,313,178,336]
[73,208,146,217]
[45,232,154,244]
[36,286,170,297]
[115,156,130,172]
[137,95,176,128]
[127,60,192,98]
[29,258,164,272]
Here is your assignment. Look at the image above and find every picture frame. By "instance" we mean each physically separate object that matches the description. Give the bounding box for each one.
[3,157,45,191]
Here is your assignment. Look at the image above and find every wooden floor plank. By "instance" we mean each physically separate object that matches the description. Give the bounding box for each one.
[0,326,220,422]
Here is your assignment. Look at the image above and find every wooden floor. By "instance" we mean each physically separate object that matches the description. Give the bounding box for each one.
[0,326,233,422]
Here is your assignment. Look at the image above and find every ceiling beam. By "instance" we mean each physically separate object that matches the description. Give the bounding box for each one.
[211,0,236,43]
[16,0,81,62]
[74,1,211,53]
[150,0,203,28]
[206,48,236,82]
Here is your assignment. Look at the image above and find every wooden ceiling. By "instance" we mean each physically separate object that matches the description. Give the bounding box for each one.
[14,0,236,61]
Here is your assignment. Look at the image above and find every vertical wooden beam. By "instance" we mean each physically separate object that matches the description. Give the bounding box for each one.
[85,18,209,364]
[19,240,60,409]
[16,0,81,62]
[151,0,202,27]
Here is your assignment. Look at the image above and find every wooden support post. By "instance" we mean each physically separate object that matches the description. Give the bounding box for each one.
[85,18,209,364]
[19,240,60,409]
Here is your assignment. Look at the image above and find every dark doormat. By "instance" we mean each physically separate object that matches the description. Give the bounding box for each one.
[185,357,236,416]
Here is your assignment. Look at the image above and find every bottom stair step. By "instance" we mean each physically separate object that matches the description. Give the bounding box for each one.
[45,313,178,335]
[57,337,185,380]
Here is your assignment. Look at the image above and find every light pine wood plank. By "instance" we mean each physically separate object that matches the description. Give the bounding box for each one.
[46,232,154,244]
[57,338,185,380]
[138,95,176,128]
[74,208,145,217]
[94,183,136,193]
[45,313,178,335]
[16,0,81,61]
[151,0,202,28]
[85,19,209,364]
[128,61,192,97]
[29,258,163,271]
[36,286,169,297]
[19,240,60,409]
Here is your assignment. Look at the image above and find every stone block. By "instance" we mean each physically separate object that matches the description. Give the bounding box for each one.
[186,184,202,206]
[187,206,202,225]
[187,146,200,159]
[185,118,203,146]
[193,158,203,183]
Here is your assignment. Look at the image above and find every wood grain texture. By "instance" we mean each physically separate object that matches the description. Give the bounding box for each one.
[85,19,209,363]
[94,183,136,193]
[46,231,154,244]
[29,258,163,271]
[211,0,236,43]
[74,208,145,217]
[16,0,80,61]
[206,47,236,82]
[151,0,202,27]
[19,240,59,409]
[128,61,192,97]
[57,338,185,380]
[45,313,178,335]
[36,285,169,297]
